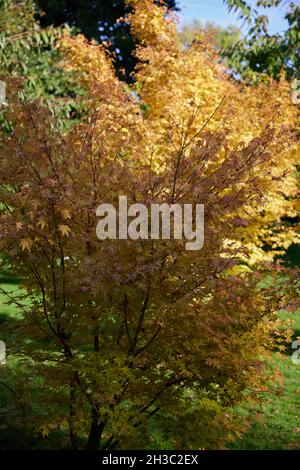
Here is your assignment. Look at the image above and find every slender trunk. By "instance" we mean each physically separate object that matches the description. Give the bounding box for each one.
[94,333,99,352]
[69,376,79,450]
[87,332,101,449]
[87,408,104,450]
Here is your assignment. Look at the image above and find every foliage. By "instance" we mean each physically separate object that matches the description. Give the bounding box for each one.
[0,0,299,450]
[0,0,85,123]
[126,0,299,264]
[178,20,242,52]
[223,0,300,81]
[36,0,178,81]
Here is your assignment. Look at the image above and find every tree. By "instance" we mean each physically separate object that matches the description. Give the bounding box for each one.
[223,0,300,81]
[0,0,85,124]
[178,19,242,52]
[0,0,298,450]
[36,0,178,81]
[221,1,300,266]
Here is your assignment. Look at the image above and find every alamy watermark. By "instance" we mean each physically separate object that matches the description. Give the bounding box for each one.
[291,79,300,105]
[0,80,7,106]
[0,340,6,365]
[96,196,204,251]
[291,339,300,365]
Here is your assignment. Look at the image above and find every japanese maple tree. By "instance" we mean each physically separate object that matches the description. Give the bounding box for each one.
[0,0,298,450]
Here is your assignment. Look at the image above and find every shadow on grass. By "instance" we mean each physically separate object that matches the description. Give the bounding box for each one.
[0,268,22,285]
[0,312,11,325]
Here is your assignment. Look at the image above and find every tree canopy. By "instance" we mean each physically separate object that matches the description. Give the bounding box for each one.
[223,0,300,81]
[0,0,86,124]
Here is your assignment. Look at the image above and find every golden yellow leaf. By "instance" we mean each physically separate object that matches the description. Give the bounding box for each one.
[58,224,71,237]
[20,238,33,252]
[60,209,71,220]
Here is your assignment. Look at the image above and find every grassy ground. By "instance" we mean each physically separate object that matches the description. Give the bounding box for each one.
[230,310,300,450]
[230,352,300,449]
[1,270,300,449]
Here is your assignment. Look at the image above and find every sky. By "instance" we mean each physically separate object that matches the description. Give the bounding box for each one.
[178,0,292,34]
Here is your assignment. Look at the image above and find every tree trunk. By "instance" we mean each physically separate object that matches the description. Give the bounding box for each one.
[87,408,104,450]
[69,377,79,450]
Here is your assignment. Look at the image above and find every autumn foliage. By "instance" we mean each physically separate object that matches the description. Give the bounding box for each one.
[0,0,299,449]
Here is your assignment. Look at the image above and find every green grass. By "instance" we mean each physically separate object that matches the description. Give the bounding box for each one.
[0,269,24,345]
[230,310,300,450]
[230,352,300,449]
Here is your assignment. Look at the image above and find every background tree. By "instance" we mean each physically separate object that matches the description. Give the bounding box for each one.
[222,0,300,267]
[223,0,300,81]
[0,0,85,124]
[178,19,242,52]
[127,0,299,265]
[36,0,178,80]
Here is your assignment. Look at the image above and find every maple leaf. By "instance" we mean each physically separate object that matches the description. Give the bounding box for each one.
[20,238,33,252]
[60,208,72,220]
[37,219,47,230]
[58,224,71,237]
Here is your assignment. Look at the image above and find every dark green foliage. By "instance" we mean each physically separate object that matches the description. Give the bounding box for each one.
[0,0,86,125]
[223,0,300,81]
